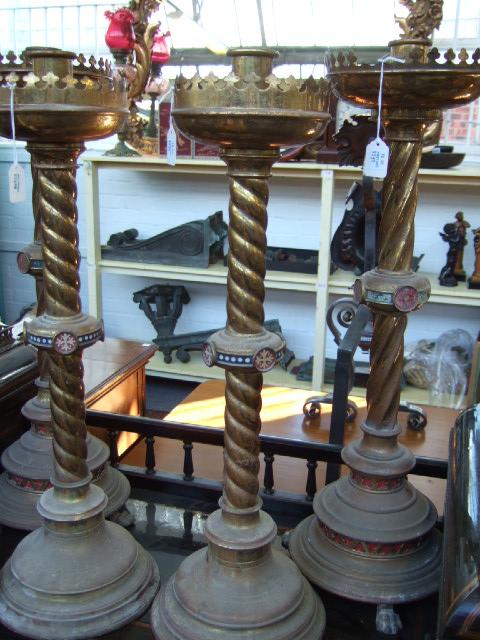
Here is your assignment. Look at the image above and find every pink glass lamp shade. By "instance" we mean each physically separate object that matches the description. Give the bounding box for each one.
[151,30,171,75]
[105,8,136,63]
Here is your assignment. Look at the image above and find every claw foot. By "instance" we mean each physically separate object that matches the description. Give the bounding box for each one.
[376,604,402,635]
[108,505,134,528]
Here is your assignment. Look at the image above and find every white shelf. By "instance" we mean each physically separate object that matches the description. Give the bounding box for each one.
[146,350,312,389]
[99,260,480,306]
[329,269,480,307]
[98,259,317,292]
[85,155,480,186]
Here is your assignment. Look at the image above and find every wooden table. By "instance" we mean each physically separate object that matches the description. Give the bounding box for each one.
[0,337,156,454]
[124,379,458,515]
[85,337,156,414]
[85,338,157,455]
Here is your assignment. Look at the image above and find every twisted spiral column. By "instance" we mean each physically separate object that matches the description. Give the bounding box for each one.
[29,159,49,381]
[222,152,276,510]
[223,370,262,508]
[50,352,88,482]
[38,153,81,318]
[365,134,422,430]
[226,174,268,334]
[31,144,88,484]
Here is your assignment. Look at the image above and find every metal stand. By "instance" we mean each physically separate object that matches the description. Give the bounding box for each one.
[0,48,159,639]
[0,167,130,530]
[289,24,480,607]
[151,47,330,640]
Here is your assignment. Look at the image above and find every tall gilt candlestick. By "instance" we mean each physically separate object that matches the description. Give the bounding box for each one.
[290,3,480,631]
[0,48,159,639]
[151,48,330,640]
[0,144,130,531]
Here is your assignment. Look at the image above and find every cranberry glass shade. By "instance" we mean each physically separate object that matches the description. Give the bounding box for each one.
[151,31,171,65]
[105,9,136,53]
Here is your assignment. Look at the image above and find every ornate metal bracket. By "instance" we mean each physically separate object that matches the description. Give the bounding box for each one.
[102,211,227,268]
[133,283,295,368]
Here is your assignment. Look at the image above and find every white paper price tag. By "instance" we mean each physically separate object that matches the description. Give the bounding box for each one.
[166,125,177,166]
[363,137,389,179]
[8,162,26,203]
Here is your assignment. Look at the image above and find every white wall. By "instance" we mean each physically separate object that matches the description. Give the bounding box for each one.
[0,144,478,368]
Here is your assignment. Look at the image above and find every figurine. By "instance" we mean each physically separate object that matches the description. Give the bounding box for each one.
[439,222,463,287]
[468,227,480,289]
[395,0,443,40]
[453,211,470,281]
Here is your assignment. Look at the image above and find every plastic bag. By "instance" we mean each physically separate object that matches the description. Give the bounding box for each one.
[428,330,473,409]
[404,330,473,409]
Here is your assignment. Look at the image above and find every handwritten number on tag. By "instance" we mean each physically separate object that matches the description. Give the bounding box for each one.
[167,125,177,166]
[363,138,389,179]
[9,163,26,203]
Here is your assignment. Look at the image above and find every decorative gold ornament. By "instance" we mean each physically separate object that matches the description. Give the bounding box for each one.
[396,0,443,40]
[151,48,330,640]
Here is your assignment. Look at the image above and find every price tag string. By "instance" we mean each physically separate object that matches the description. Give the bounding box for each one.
[362,55,404,180]
[8,82,18,165]
[7,81,26,203]
[376,54,405,141]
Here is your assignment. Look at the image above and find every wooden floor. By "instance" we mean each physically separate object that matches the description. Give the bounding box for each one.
[124,380,457,515]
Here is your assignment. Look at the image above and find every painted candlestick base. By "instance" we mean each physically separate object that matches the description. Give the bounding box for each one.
[152,501,325,640]
[290,430,442,604]
[0,383,130,530]
[0,482,159,640]
[290,512,442,605]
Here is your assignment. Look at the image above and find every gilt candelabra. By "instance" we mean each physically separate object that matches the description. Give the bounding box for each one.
[0,47,159,639]
[290,1,480,631]
[151,48,330,640]
[104,0,169,155]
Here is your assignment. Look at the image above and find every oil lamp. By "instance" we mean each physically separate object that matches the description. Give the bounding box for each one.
[104,8,136,64]
[144,29,170,139]
[104,0,164,155]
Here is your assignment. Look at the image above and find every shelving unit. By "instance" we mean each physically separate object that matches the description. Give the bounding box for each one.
[84,155,480,401]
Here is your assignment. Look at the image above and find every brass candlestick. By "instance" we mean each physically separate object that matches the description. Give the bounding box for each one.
[151,48,330,640]
[0,48,159,639]
[0,151,130,531]
[290,3,480,629]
